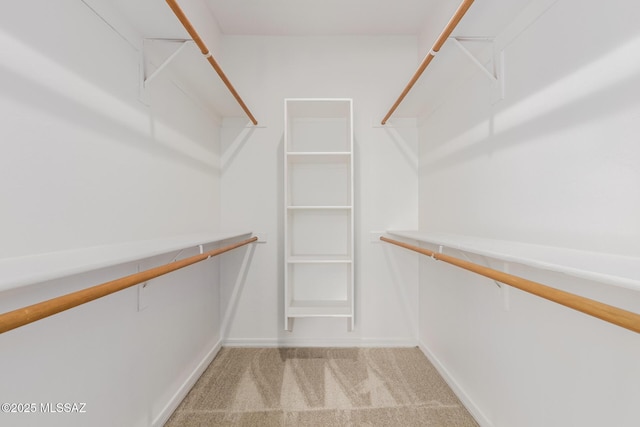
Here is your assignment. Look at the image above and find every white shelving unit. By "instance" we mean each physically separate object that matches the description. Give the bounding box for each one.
[284,98,354,331]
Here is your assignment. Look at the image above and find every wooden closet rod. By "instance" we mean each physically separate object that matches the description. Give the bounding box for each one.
[381,0,475,125]
[380,236,640,334]
[0,236,258,335]
[165,0,258,125]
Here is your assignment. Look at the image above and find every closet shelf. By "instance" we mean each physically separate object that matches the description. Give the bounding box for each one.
[165,0,258,125]
[0,231,253,293]
[287,255,352,263]
[287,152,351,161]
[287,206,352,210]
[288,300,352,317]
[386,230,640,292]
[381,0,474,124]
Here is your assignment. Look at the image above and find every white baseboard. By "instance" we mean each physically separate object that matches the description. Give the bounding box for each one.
[152,339,223,427]
[418,340,494,427]
[223,337,418,348]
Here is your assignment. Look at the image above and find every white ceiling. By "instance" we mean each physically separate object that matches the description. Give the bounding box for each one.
[108,0,533,118]
[110,0,533,41]
[204,0,441,36]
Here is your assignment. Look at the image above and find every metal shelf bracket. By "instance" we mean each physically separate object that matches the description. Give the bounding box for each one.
[449,37,505,100]
[138,38,193,106]
[138,38,222,120]
[141,38,193,88]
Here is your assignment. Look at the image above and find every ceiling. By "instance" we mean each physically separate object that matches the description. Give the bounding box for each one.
[108,0,533,118]
[204,0,441,36]
[110,0,533,40]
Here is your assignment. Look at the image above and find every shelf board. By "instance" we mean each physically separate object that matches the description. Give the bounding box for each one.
[0,231,253,292]
[285,98,352,118]
[287,255,352,263]
[286,152,351,163]
[386,230,640,292]
[287,300,352,317]
[287,151,351,155]
[287,206,351,210]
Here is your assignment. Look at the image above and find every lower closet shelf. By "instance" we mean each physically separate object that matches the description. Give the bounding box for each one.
[287,300,352,317]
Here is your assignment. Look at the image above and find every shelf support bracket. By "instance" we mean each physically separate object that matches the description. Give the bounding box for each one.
[138,38,221,120]
[449,37,505,100]
[141,38,193,89]
[139,38,195,106]
[455,249,502,288]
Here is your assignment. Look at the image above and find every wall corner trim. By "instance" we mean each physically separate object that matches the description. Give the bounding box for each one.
[418,340,494,427]
[152,339,223,427]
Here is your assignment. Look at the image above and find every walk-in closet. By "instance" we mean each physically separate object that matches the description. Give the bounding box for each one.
[1,1,639,426]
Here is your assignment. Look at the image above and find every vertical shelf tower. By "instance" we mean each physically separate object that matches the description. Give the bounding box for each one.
[284,98,354,331]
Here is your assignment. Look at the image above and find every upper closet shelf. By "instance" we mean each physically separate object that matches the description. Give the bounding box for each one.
[166,0,257,124]
[0,231,252,293]
[381,0,474,124]
[386,230,640,292]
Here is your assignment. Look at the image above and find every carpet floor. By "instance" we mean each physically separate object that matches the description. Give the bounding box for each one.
[166,347,478,426]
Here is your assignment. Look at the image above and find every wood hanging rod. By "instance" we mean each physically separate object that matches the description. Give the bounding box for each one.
[381,0,475,125]
[380,236,640,334]
[165,0,258,125]
[0,236,258,335]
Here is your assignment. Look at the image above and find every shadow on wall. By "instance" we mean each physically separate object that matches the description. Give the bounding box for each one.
[421,35,640,174]
[422,67,640,173]
[220,121,257,172]
[0,33,219,177]
[383,126,419,173]
[277,135,285,336]
[381,243,419,339]
[219,242,258,339]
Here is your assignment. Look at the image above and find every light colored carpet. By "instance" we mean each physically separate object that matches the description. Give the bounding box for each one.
[166,347,478,426]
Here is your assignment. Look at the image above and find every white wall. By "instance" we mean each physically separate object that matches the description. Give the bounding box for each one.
[0,0,222,259]
[0,1,229,426]
[415,0,640,425]
[218,36,420,345]
[0,250,230,427]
